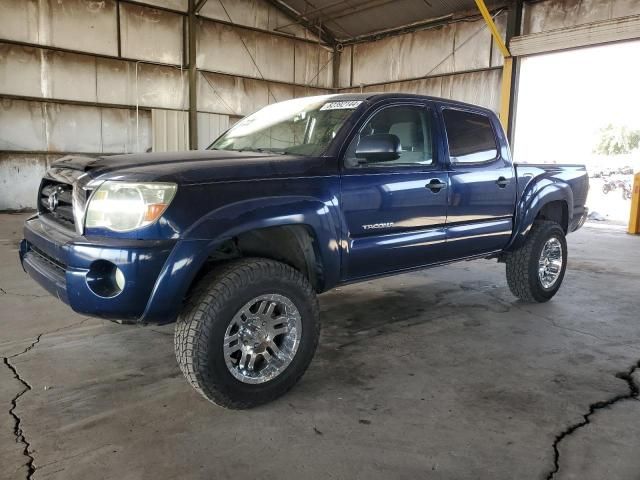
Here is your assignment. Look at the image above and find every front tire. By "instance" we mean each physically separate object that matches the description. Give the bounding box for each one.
[505,220,567,303]
[174,258,320,409]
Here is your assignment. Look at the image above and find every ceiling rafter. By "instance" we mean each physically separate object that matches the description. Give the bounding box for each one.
[270,0,509,44]
[264,0,338,46]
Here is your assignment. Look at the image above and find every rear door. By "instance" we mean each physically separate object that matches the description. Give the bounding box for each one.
[439,106,517,259]
[340,101,449,280]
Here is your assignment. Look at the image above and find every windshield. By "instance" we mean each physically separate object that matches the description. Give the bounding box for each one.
[209,95,362,156]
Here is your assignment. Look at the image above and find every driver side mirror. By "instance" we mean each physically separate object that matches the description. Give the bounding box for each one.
[355,134,401,164]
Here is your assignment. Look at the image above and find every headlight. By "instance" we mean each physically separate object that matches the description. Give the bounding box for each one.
[85,181,177,232]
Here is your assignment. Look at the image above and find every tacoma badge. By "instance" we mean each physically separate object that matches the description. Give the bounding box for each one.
[362,222,394,230]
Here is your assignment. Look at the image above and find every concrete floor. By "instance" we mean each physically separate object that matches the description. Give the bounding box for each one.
[1,213,639,480]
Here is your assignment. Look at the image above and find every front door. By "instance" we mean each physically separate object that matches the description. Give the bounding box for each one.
[340,103,449,280]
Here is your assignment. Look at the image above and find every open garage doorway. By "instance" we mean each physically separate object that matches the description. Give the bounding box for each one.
[513,40,640,225]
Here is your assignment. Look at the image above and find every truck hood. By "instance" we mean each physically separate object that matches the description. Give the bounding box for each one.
[51,150,334,184]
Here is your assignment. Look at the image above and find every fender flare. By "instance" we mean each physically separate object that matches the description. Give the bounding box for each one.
[139,196,341,323]
[506,179,573,251]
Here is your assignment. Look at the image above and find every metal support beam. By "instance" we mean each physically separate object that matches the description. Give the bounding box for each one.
[474,0,515,134]
[116,1,122,57]
[499,57,514,134]
[188,0,198,150]
[505,0,523,145]
[341,66,502,91]
[474,0,510,57]
[332,48,341,89]
[629,173,640,234]
[194,0,208,14]
[506,0,523,47]
[506,0,524,144]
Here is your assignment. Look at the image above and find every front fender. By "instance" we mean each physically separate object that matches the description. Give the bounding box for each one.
[186,195,342,285]
[139,194,342,324]
[506,178,573,251]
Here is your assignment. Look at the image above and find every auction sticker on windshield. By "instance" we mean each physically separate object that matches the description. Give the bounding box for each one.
[320,101,363,110]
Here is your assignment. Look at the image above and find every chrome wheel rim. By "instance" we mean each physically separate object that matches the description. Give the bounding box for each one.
[223,294,302,384]
[538,237,563,289]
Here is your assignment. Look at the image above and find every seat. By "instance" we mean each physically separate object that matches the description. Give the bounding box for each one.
[388,122,425,164]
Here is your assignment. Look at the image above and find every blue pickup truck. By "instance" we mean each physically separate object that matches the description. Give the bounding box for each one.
[20,93,589,408]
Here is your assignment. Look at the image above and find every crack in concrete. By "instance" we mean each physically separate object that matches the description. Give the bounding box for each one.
[454,282,640,479]
[0,287,49,299]
[2,317,93,480]
[545,360,640,480]
[149,328,174,337]
[3,338,41,480]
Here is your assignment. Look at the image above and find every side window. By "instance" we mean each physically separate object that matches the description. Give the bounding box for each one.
[346,105,433,167]
[443,109,498,164]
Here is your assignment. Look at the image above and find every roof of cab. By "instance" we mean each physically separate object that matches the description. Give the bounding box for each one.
[328,92,494,113]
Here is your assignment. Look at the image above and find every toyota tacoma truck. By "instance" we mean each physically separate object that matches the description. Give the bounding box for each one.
[19,93,589,408]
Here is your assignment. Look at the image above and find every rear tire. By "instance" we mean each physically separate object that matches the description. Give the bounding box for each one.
[174,258,320,409]
[505,220,567,303]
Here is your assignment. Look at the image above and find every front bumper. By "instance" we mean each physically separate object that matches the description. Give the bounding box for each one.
[20,215,176,322]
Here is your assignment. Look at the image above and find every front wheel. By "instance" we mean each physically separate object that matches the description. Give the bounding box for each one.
[505,220,568,303]
[174,258,320,409]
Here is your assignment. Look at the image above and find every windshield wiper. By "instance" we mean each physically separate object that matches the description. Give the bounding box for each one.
[234,148,289,154]
[234,148,264,153]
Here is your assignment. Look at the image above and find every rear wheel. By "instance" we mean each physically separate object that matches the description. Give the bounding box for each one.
[505,220,567,303]
[174,258,320,409]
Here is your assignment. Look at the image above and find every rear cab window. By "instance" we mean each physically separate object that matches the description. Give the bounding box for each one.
[442,109,498,164]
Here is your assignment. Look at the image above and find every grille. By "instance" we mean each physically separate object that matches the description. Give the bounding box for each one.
[39,180,75,229]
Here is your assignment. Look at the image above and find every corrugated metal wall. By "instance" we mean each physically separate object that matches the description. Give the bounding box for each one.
[522,0,640,35]
[337,0,640,124]
[337,12,507,113]
[0,0,331,209]
[512,0,640,55]
[152,110,189,152]
[3,0,637,210]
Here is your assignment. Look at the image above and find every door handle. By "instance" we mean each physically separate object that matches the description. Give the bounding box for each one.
[426,179,447,193]
[496,177,509,188]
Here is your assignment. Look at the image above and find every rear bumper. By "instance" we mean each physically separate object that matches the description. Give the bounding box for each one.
[569,206,588,232]
[20,215,177,323]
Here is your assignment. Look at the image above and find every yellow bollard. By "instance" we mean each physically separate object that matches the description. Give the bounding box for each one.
[629,172,640,234]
